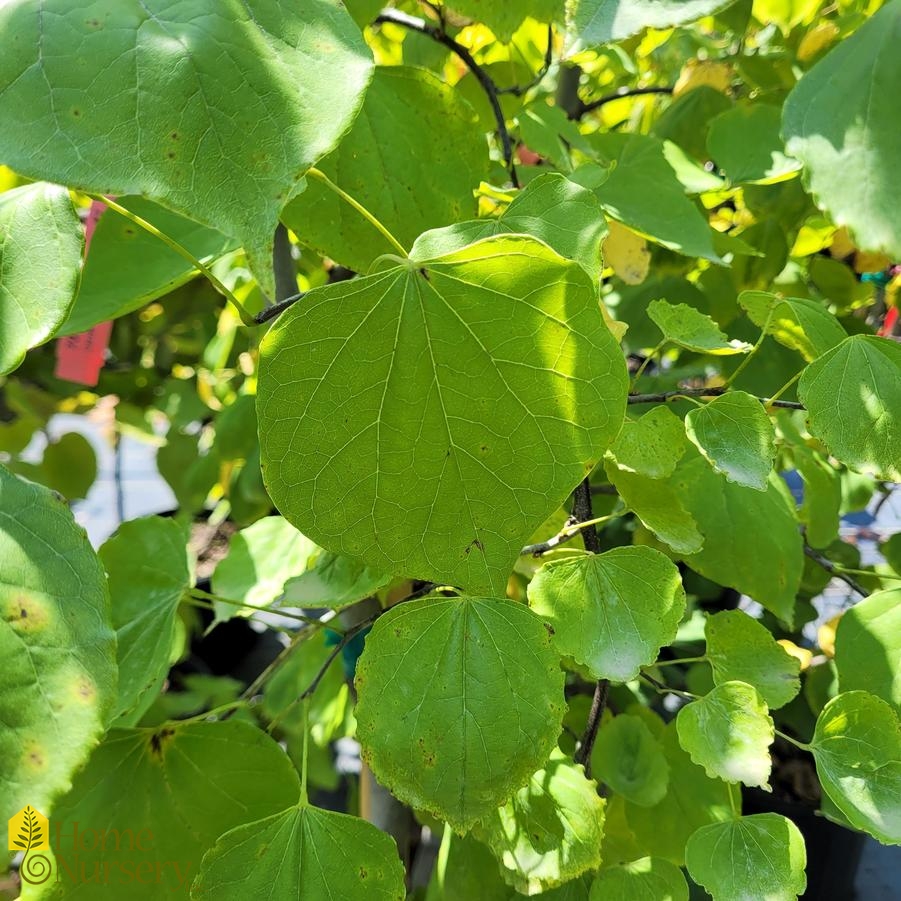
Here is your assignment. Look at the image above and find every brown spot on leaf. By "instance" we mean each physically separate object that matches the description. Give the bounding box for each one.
[149,727,175,757]
[463,538,484,556]
[5,592,51,632]
[359,867,368,880]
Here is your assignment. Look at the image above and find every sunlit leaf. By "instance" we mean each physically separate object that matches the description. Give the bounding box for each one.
[685,813,807,901]
[810,691,901,844]
[676,681,774,789]
[0,0,373,296]
[528,547,686,682]
[258,236,627,595]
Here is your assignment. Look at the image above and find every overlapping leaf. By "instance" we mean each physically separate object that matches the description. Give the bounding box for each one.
[258,236,628,595]
[353,595,565,831]
[676,682,774,789]
[592,714,670,807]
[528,547,686,682]
[65,198,237,335]
[412,173,608,281]
[192,804,405,900]
[705,610,800,709]
[23,721,301,900]
[211,516,316,625]
[0,466,115,825]
[0,0,373,296]
[799,335,901,482]
[783,0,901,258]
[810,691,901,844]
[0,183,82,374]
[685,813,807,901]
[589,857,689,901]
[738,290,845,362]
[624,723,738,865]
[99,516,190,724]
[566,0,740,54]
[474,750,606,894]
[284,66,487,272]
[685,391,776,490]
[834,589,901,711]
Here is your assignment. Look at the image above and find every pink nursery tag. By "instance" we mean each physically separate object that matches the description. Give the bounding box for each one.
[54,198,111,386]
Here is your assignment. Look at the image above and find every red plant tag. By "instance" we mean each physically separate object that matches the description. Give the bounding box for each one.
[54,198,111,386]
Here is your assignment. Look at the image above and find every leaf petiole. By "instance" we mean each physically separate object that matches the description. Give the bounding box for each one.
[306,167,409,259]
[88,193,256,326]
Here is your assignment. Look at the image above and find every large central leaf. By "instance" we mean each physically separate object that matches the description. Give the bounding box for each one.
[258,237,627,594]
[0,0,372,296]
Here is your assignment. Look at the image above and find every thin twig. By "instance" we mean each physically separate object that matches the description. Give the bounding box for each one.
[254,291,304,324]
[497,25,553,96]
[803,545,868,597]
[574,678,608,779]
[569,478,608,779]
[375,8,519,186]
[627,387,805,410]
[640,672,696,701]
[575,85,673,119]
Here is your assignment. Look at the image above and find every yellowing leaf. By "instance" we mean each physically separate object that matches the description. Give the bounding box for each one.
[604,221,651,285]
[674,61,733,98]
[818,614,842,658]
[778,640,813,671]
[829,227,856,259]
[798,21,839,62]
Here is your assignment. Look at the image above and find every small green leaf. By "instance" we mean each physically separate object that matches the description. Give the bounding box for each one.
[738,291,846,362]
[624,722,738,865]
[676,681,774,789]
[593,714,670,807]
[64,198,237,335]
[284,66,487,272]
[573,134,720,261]
[566,0,740,54]
[191,804,405,900]
[353,595,565,831]
[604,463,705,555]
[811,691,901,844]
[0,0,373,296]
[648,301,752,355]
[834,589,901,712]
[799,335,901,482]
[685,813,807,901]
[707,104,800,185]
[783,0,901,258]
[258,237,627,596]
[0,183,82,374]
[99,516,190,724]
[412,172,608,281]
[528,547,686,682]
[608,406,689,479]
[281,550,393,610]
[474,749,606,894]
[685,392,776,491]
[589,856,689,901]
[0,465,116,825]
[27,721,302,899]
[705,610,800,709]
[211,516,316,625]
